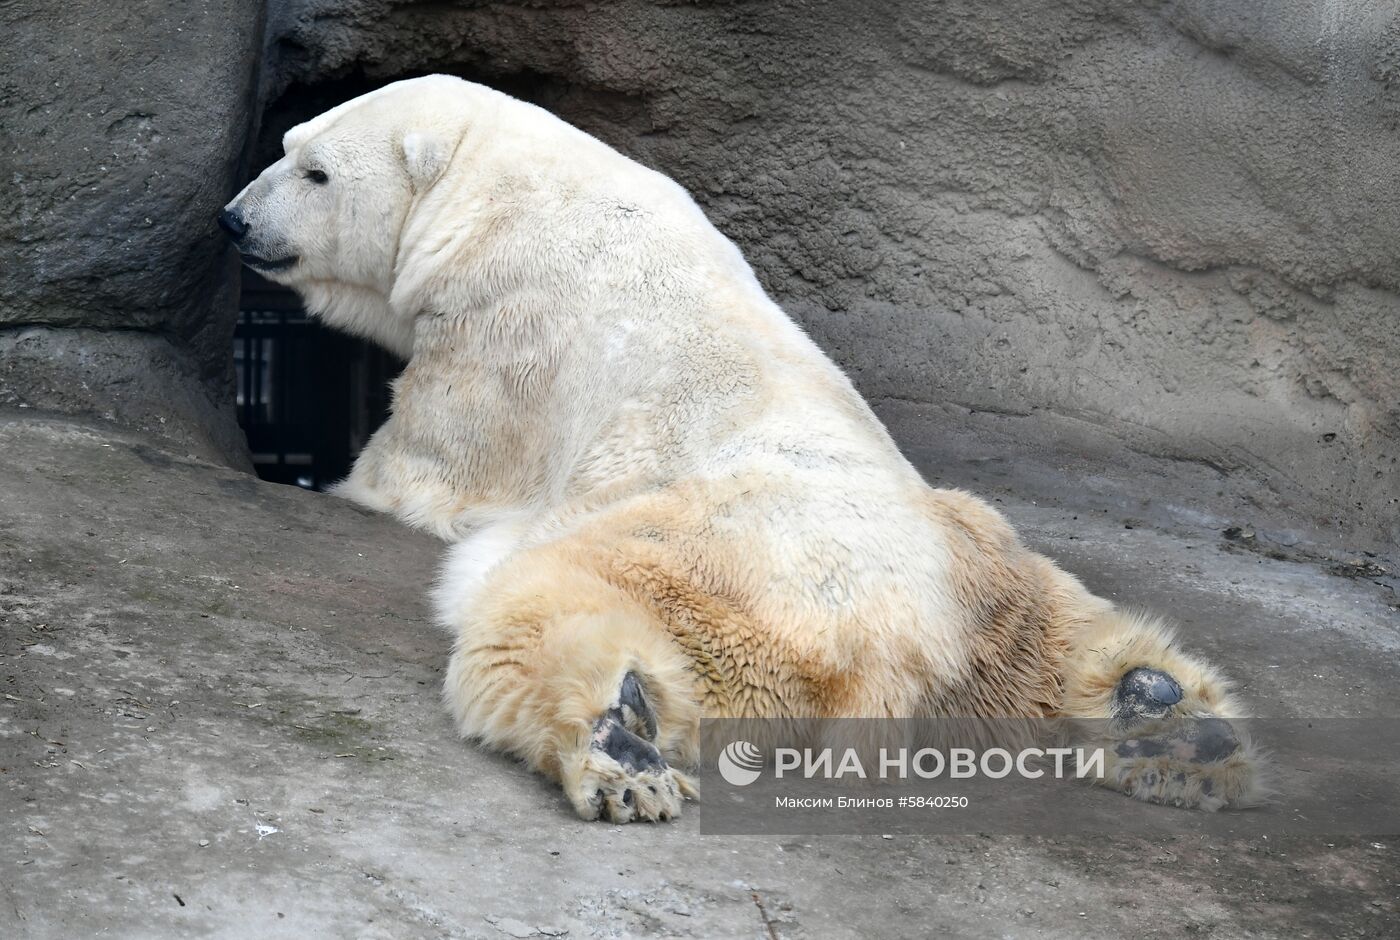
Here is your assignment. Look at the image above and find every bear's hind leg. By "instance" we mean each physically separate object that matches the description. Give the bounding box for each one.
[1058,610,1266,811]
[442,556,701,823]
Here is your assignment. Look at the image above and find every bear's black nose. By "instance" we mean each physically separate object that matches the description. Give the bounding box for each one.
[218,207,248,241]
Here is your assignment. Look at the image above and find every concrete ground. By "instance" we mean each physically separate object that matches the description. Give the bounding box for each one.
[2,408,1397,938]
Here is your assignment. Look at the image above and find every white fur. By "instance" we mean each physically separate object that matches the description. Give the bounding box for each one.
[401,131,452,191]
[431,516,529,633]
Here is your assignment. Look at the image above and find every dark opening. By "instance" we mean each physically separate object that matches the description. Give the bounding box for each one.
[234,269,401,489]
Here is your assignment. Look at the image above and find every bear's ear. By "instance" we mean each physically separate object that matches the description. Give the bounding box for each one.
[401,131,451,192]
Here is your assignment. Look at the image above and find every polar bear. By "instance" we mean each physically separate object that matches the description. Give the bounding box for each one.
[220,75,1263,822]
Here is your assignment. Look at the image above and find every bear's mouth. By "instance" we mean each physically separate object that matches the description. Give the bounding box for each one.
[241,254,298,272]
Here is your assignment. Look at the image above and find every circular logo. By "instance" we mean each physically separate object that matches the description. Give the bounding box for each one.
[718,740,764,786]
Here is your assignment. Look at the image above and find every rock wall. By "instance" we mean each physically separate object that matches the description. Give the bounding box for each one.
[0,0,266,464]
[259,0,1400,550]
[3,0,1395,549]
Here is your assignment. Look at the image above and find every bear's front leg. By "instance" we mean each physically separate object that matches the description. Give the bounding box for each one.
[328,428,399,515]
[329,414,493,540]
[441,555,702,822]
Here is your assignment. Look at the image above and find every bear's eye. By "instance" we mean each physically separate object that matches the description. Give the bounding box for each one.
[304,169,329,185]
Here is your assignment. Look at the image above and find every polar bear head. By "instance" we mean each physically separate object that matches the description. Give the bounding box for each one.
[222,74,715,359]
[219,75,497,356]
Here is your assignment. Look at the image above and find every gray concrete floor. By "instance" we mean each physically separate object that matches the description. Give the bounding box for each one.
[2,409,1397,938]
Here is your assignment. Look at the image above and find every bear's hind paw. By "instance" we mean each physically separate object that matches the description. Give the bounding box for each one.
[1096,667,1266,811]
[1108,714,1262,811]
[562,671,696,823]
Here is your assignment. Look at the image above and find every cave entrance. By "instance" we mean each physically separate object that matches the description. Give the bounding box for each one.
[233,268,400,489]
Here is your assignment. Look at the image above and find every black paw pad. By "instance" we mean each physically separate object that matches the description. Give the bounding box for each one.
[615,670,658,741]
[1112,667,1183,725]
[590,715,667,774]
[1115,715,1241,764]
[1187,717,1240,762]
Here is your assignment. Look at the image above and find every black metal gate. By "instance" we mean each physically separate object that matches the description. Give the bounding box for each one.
[234,270,401,490]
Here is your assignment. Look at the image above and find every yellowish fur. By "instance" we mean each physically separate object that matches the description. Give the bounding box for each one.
[225,75,1265,821]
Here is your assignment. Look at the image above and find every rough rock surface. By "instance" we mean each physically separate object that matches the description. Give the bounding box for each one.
[4,1,1394,547]
[0,328,252,466]
[3,411,1398,937]
[0,0,266,465]
[258,0,1400,552]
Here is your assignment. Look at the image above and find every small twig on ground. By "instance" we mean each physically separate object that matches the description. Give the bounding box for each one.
[751,892,780,940]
